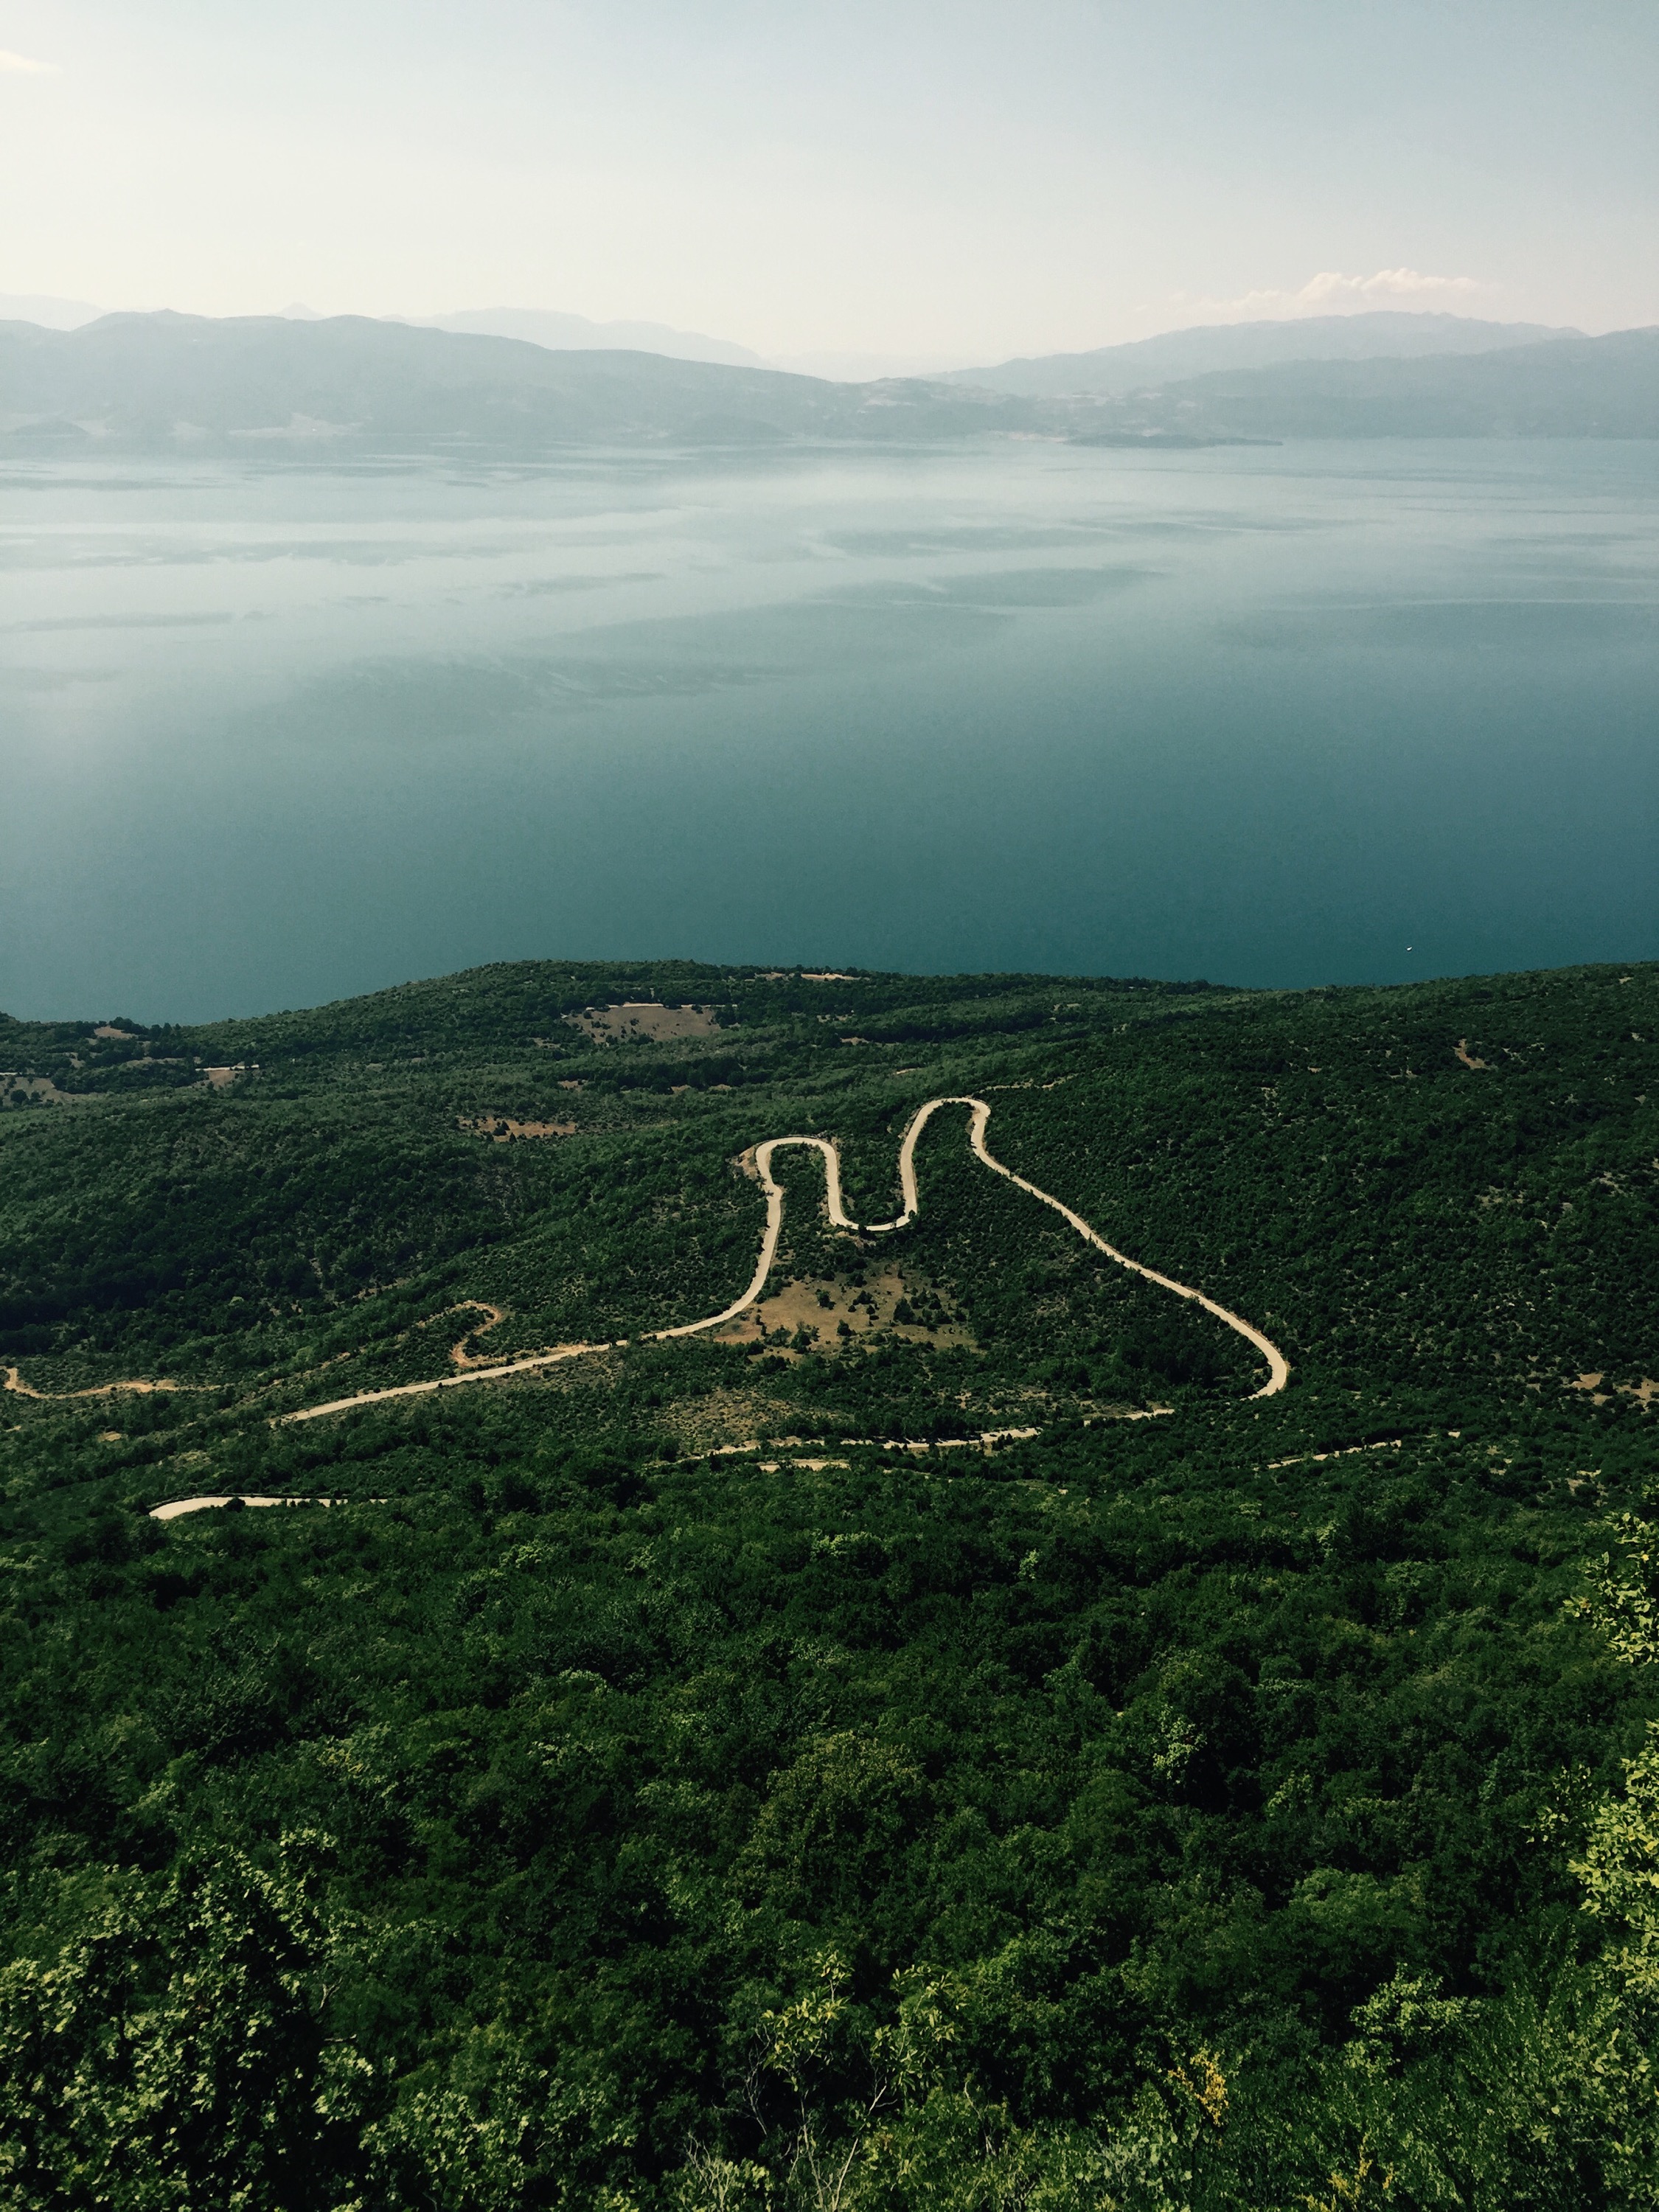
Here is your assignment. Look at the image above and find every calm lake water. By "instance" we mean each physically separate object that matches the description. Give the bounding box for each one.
[2,439,1655,1021]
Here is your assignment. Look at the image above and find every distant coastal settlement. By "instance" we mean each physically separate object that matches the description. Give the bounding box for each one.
[2,956,1658,2205]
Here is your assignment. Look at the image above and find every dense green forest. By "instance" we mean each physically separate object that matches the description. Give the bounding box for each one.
[2,956,1658,2208]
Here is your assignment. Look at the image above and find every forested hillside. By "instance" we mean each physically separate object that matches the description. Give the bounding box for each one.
[2,957,1657,2208]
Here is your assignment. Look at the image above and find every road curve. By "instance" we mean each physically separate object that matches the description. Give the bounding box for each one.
[953,1096,1289,1397]
[2,1366,208,1403]
[280,1093,1287,1419]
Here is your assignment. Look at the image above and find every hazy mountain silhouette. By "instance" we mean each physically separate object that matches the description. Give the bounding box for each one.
[409,307,765,369]
[0,311,1043,453]
[0,292,108,332]
[951,311,1582,396]
[2,310,1652,453]
[1,296,768,365]
[1082,327,1659,440]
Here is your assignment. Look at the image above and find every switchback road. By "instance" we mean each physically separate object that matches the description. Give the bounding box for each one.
[280,1094,1287,1421]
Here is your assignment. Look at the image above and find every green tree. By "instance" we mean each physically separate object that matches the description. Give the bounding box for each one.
[0,1843,371,2212]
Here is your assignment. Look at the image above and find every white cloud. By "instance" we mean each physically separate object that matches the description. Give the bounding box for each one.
[0,49,57,73]
[1178,268,1487,324]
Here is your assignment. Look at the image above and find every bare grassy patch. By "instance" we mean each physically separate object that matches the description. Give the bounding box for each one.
[565,1003,726,1043]
[458,1116,578,1142]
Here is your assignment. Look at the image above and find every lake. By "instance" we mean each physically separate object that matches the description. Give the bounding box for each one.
[1,437,1655,1021]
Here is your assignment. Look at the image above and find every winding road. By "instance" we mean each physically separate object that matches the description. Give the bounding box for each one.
[278,1094,1287,1422]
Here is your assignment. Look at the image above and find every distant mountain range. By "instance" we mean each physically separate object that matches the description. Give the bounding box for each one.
[1079,327,1659,442]
[1,308,1655,453]
[0,312,1043,453]
[0,292,108,332]
[947,311,1584,396]
[0,294,768,366]
[406,307,766,369]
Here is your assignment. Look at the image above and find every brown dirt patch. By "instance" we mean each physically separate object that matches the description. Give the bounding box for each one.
[712,1270,975,1355]
[1,1073,92,1105]
[1570,1370,1659,1406]
[459,1116,578,1142]
[565,1003,727,1043]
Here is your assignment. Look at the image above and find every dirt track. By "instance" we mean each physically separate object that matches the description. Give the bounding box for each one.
[4,1098,1287,1425]
[279,1094,1287,1421]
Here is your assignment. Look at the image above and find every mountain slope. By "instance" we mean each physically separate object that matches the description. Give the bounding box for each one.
[3,953,1655,1430]
[0,311,1046,454]
[950,310,1582,396]
[3,955,1658,2204]
[1096,327,1659,440]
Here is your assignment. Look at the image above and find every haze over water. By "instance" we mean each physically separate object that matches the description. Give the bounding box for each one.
[2,437,1655,1023]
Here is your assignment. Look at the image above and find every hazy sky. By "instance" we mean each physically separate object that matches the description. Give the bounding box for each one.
[3,0,1655,361]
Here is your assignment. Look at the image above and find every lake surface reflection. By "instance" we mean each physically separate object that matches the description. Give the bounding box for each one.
[1,438,1655,1020]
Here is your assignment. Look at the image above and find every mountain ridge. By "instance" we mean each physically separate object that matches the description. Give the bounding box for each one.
[0,310,1049,453]
[1093,325,1659,441]
[3,309,1655,454]
[408,305,766,368]
[948,309,1586,396]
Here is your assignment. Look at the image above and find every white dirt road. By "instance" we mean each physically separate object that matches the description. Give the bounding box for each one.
[279,1093,1287,1421]
[3,1366,208,1402]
